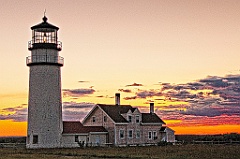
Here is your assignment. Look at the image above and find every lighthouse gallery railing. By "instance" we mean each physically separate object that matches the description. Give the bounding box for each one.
[26,55,64,66]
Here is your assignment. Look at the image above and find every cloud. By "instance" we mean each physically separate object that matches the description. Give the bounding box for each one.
[199,76,229,88]
[147,74,240,121]
[122,74,240,123]
[96,95,104,98]
[118,89,132,93]
[63,88,95,97]
[123,96,137,100]
[78,80,89,83]
[123,89,162,100]
[63,102,95,121]
[2,74,240,129]
[136,90,162,98]
[126,83,143,87]
[167,115,240,127]
[63,102,95,109]
[0,105,27,122]
[0,102,95,122]
[165,90,197,100]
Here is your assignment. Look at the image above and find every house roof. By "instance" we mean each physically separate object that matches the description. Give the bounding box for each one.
[159,126,175,132]
[97,104,165,124]
[98,104,133,123]
[160,126,167,132]
[63,121,107,134]
[142,113,166,124]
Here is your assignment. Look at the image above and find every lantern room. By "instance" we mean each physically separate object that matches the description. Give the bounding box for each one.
[28,16,62,51]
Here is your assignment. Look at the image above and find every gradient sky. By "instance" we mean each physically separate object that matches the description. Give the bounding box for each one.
[1,0,240,136]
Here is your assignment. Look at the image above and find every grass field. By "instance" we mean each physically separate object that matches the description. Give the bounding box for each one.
[0,144,240,159]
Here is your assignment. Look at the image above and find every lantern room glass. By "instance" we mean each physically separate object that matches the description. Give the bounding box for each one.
[32,29,57,44]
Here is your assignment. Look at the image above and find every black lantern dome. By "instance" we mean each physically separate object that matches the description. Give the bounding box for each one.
[28,16,62,51]
[31,16,59,30]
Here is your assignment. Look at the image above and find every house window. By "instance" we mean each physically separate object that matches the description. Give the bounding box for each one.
[148,131,152,140]
[128,130,133,138]
[33,135,38,144]
[103,116,107,122]
[128,115,132,123]
[119,129,124,139]
[136,130,140,139]
[153,131,157,140]
[75,135,79,142]
[136,115,140,123]
[92,116,96,123]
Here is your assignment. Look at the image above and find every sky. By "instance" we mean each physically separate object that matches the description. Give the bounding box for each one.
[1,0,240,136]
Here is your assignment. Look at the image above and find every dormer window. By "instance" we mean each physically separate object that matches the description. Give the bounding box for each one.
[92,116,96,123]
[136,115,140,123]
[128,115,132,123]
[103,116,107,122]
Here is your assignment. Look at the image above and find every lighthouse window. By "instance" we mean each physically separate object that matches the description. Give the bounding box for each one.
[33,135,38,144]
[33,30,57,44]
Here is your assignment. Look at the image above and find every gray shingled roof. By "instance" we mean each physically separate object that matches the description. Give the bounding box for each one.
[98,104,165,124]
[142,113,166,124]
[160,126,167,132]
[98,104,132,123]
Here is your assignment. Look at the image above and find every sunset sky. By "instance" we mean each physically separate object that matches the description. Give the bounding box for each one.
[1,0,240,136]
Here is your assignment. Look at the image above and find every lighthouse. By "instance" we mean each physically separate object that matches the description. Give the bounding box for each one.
[26,16,63,148]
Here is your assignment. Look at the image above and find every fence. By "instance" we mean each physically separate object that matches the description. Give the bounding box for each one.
[175,140,240,145]
[0,143,26,148]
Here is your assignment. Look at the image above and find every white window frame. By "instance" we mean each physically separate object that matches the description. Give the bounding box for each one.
[135,115,140,123]
[136,130,140,139]
[148,131,152,140]
[119,129,124,139]
[128,129,133,138]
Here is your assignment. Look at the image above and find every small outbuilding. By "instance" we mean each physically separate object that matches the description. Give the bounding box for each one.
[61,121,108,147]
[159,126,175,143]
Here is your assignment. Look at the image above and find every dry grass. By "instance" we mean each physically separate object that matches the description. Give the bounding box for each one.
[0,144,240,159]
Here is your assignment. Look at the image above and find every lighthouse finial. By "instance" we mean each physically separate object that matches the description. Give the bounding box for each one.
[43,9,47,22]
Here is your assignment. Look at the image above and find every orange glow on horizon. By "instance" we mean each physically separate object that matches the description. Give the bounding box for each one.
[0,120,27,137]
[0,120,239,137]
[172,124,240,135]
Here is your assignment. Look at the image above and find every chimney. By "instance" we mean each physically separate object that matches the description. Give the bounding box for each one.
[150,102,154,114]
[115,93,120,105]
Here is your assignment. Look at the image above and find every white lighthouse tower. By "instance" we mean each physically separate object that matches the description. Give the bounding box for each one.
[26,16,63,148]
